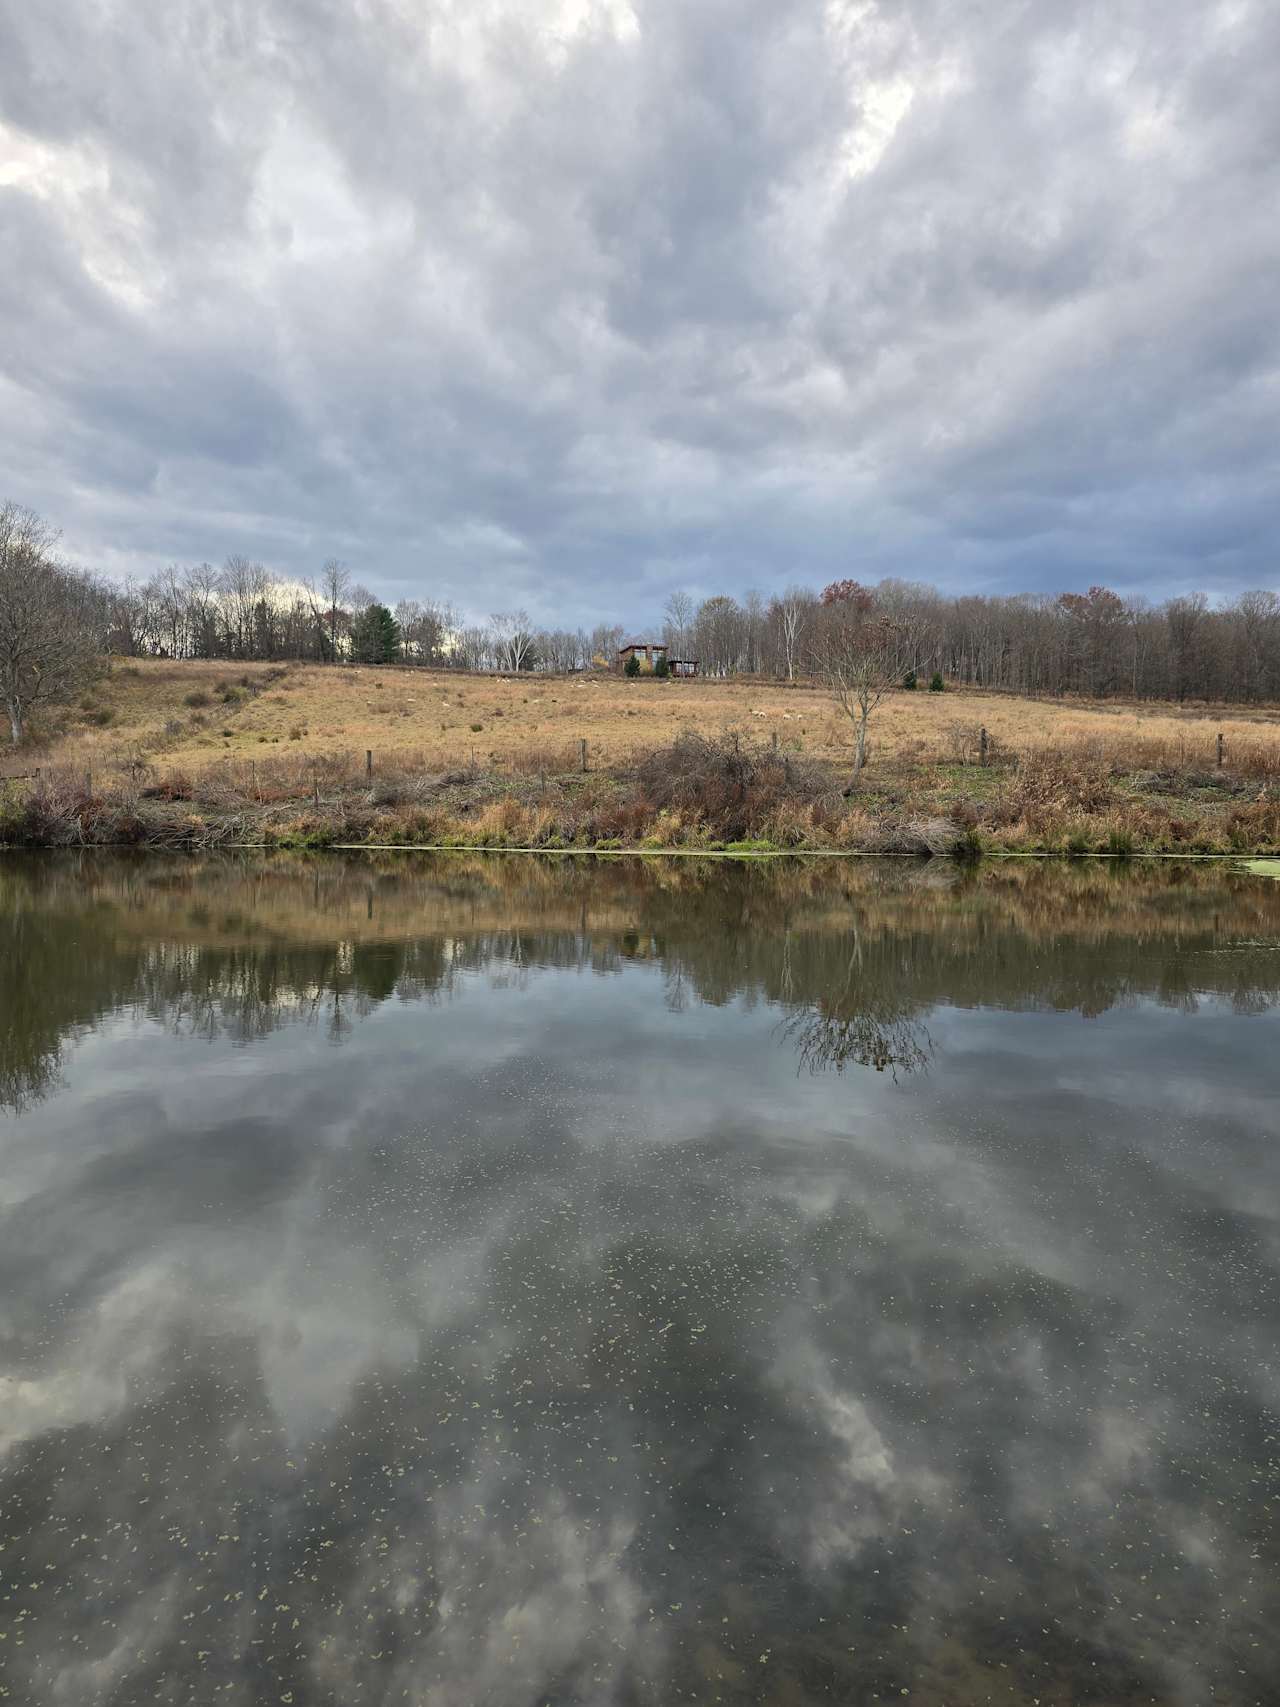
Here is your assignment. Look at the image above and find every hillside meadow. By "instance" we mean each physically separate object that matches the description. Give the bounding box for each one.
[9,656,1280,773]
[2,658,1279,855]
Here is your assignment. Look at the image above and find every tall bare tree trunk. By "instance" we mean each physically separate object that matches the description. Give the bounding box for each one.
[852,711,868,781]
[7,701,21,745]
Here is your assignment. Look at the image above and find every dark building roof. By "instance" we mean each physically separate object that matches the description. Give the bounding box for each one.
[618,638,667,651]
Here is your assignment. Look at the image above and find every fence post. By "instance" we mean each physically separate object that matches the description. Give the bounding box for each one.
[979,727,989,766]
[1217,731,1225,768]
[312,764,320,807]
[580,737,588,773]
[771,730,778,753]
[85,769,92,797]
[366,749,373,780]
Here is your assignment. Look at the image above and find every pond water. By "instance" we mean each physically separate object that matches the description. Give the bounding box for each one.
[1,852,1278,1706]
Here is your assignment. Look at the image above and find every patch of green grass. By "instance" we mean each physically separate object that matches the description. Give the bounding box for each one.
[1242,858,1280,879]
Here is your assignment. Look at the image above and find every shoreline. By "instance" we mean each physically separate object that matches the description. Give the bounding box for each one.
[5,728,1280,859]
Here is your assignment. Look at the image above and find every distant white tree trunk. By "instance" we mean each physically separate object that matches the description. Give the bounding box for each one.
[779,589,807,682]
[490,610,535,672]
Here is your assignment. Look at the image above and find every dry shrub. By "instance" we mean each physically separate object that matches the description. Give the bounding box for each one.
[640,807,692,846]
[828,805,877,850]
[580,797,653,845]
[142,772,194,802]
[636,730,821,840]
[1004,748,1116,822]
[367,767,448,808]
[758,799,826,847]
[1223,797,1280,851]
[0,773,213,848]
[941,723,1003,767]
[866,816,963,856]
[468,797,535,845]
[506,744,581,777]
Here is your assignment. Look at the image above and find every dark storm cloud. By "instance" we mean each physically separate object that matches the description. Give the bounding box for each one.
[0,0,1277,620]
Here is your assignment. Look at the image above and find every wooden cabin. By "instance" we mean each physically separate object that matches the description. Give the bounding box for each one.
[618,639,666,671]
[617,640,699,676]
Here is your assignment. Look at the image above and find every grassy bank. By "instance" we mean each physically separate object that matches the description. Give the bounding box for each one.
[4,727,1280,856]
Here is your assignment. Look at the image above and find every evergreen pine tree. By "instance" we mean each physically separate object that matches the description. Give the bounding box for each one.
[351,603,401,664]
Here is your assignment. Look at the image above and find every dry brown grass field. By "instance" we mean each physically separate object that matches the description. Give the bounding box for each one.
[4,658,1280,854]
[7,656,1279,783]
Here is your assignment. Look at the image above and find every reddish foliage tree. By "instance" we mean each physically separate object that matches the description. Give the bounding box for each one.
[820,579,874,611]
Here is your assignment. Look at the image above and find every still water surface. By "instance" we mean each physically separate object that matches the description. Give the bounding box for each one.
[1,853,1278,1706]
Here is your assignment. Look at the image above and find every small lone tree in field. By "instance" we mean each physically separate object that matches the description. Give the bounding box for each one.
[0,501,104,743]
[902,668,917,690]
[624,651,641,677]
[815,587,918,789]
[653,652,670,678]
[928,671,945,692]
[350,602,400,665]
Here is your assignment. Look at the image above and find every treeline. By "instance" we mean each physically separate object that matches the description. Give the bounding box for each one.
[653,582,1280,703]
[9,494,1280,708]
[106,559,1280,704]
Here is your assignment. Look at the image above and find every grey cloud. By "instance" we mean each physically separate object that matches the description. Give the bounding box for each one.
[0,0,1276,621]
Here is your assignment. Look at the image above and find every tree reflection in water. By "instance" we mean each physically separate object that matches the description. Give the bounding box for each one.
[782,996,932,1077]
[2,849,1279,1111]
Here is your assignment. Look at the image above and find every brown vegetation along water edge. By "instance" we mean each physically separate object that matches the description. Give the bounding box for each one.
[4,727,1280,856]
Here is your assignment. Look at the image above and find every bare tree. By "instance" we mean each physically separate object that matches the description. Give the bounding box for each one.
[663,590,693,657]
[320,559,351,661]
[776,586,810,682]
[815,589,918,788]
[536,627,588,672]
[490,609,536,672]
[183,563,222,658]
[693,595,746,676]
[1231,590,1280,703]
[455,625,492,672]
[590,623,623,668]
[0,502,105,744]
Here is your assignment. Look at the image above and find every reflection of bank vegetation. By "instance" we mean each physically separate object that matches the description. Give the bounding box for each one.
[3,852,1279,1109]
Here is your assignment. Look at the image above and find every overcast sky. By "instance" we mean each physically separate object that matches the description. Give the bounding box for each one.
[1,0,1276,627]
